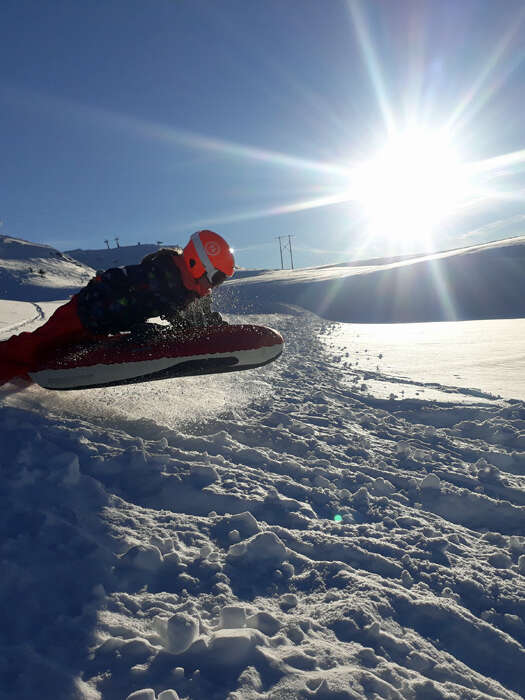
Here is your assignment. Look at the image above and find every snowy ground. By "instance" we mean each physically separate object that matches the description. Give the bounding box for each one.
[322,319,525,403]
[1,237,524,700]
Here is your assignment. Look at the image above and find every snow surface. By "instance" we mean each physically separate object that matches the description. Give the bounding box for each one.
[1,236,525,700]
[322,319,525,403]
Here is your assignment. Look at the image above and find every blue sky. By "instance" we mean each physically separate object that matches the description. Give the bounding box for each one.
[1,0,524,269]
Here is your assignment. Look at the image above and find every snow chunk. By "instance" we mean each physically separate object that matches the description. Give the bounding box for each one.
[395,441,412,457]
[228,529,241,543]
[166,612,200,654]
[120,638,156,663]
[280,593,298,610]
[151,535,175,554]
[372,476,395,496]
[126,690,155,700]
[401,570,414,588]
[158,691,180,700]
[199,544,213,559]
[207,628,267,666]
[518,555,525,573]
[314,474,332,489]
[286,623,304,644]
[220,605,247,629]
[226,531,288,569]
[489,552,512,569]
[246,611,281,636]
[357,647,379,667]
[120,544,164,572]
[216,511,261,541]
[509,536,525,555]
[420,473,441,491]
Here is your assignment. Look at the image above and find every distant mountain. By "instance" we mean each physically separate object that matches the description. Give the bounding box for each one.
[0,235,94,301]
[65,243,173,270]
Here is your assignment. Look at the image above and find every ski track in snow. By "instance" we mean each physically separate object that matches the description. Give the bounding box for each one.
[0,301,44,334]
[1,310,525,700]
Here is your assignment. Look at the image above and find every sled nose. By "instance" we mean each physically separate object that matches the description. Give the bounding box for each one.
[255,325,284,347]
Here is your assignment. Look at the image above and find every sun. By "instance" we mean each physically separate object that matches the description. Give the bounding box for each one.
[349,128,469,249]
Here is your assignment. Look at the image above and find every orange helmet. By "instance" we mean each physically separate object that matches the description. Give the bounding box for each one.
[183,230,235,285]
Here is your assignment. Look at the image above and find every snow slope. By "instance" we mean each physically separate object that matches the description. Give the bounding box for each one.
[217,236,525,323]
[0,235,94,301]
[1,235,524,700]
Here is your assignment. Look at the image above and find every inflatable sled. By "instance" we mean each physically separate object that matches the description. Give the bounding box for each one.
[29,323,284,390]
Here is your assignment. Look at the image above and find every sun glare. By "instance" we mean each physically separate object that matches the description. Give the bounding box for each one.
[349,129,469,248]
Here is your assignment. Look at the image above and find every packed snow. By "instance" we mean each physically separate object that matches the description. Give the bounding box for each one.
[1,236,524,700]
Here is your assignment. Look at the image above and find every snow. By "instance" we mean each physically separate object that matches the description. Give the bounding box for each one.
[219,234,525,323]
[0,234,94,301]
[321,318,525,402]
[1,235,524,700]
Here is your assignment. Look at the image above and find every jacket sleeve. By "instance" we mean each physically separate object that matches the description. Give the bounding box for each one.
[76,252,199,334]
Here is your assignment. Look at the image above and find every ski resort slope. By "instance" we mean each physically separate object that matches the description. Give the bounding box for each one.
[1,236,525,700]
[219,235,525,323]
[0,234,94,301]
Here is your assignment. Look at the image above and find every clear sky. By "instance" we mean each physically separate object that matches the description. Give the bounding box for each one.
[1,0,524,269]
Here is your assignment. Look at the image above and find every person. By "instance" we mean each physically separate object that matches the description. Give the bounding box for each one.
[0,230,234,385]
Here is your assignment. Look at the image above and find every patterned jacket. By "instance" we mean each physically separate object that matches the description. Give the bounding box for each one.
[76,249,209,334]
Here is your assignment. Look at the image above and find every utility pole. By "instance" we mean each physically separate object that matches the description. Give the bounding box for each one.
[114,237,120,248]
[276,235,295,269]
[276,236,284,269]
[104,239,110,249]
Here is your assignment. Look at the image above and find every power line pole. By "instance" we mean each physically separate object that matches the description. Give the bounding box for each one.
[276,235,295,269]
[276,236,284,269]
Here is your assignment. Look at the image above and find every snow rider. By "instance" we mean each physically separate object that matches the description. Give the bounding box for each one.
[0,230,235,385]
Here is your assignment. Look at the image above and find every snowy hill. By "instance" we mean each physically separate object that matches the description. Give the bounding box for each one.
[217,235,525,322]
[0,235,94,301]
[65,243,173,270]
[1,234,525,700]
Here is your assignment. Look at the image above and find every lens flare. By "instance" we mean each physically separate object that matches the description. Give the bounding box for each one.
[348,128,469,248]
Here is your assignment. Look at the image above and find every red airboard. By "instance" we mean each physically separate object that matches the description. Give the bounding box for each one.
[38,324,283,371]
